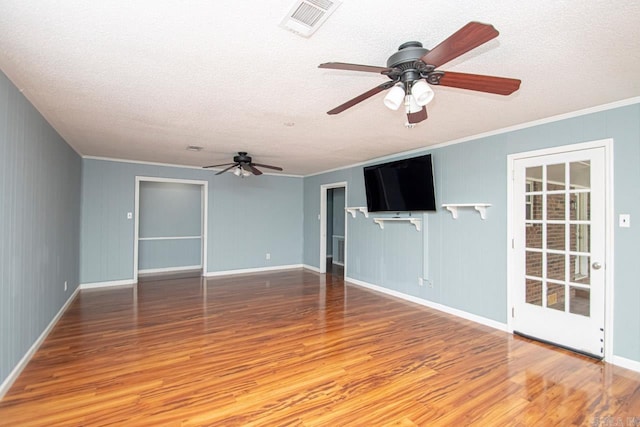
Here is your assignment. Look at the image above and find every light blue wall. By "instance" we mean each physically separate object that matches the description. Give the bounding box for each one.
[138,239,202,270]
[0,71,81,386]
[139,181,202,238]
[80,159,303,283]
[303,103,640,363]
[138,181,202,270]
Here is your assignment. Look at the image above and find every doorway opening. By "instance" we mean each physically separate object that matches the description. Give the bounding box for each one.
[320,182,347,276]
[133,177,208,282]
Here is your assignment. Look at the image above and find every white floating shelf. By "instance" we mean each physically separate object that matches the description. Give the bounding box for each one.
[373,217,421,231]
[442,203,492,220]
[345,206,369,218]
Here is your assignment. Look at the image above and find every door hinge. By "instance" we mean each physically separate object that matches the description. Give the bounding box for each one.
[511,238,514,249]
[512,307,515,318]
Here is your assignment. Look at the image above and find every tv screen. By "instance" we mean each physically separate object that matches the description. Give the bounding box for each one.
[363,154,436,212]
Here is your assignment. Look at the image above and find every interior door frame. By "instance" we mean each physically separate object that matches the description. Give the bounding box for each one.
[133,176,209,282]
[506,139,614,361]
[319,181,347,274]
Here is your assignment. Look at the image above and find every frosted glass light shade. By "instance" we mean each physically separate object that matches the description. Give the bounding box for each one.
[411,80,435,106]
[383,85,405,110]
[405,94,422,113]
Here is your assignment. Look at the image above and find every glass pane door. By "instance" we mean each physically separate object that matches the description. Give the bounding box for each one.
[512,146,605,358]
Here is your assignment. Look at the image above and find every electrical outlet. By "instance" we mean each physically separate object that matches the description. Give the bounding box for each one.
[64,281,68,291]
[418,277,424,286]
[127,212,133,219]
[427,279,434,289]
[266,253,271,260]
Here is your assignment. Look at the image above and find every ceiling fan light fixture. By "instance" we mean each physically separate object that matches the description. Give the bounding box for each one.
[411,80,435,106]
[383,84,405,110]
[405,94,422,114]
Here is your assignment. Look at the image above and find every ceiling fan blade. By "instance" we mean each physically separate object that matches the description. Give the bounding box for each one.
[407,107,428,124]
[327,81,395,115]
[437,71,521,95]
[203,162,234,168]
[245,163,262,176]
[214,163,239,175]
[253,163,283,171]
[421,22,499,68]
[319,62,393,74]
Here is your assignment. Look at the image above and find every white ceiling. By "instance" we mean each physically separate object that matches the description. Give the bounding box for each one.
[1,1,639,176]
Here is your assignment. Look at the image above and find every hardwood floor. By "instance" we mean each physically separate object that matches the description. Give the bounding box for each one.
[1,269,639,426]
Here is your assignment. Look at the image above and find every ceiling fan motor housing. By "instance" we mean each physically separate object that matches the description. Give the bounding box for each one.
[233,152,252,163]
[387,41,429,68]
[386,41,438,87]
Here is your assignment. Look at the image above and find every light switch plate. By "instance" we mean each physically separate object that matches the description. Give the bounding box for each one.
[619,214,630,228]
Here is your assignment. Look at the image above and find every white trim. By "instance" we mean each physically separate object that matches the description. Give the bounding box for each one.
[303,264,321,273]
[80,279,137,290]
[319,182,348,274]
[0,286,80,399]
[506,138,614,361]
[138,265,202,275]
[138,236,202,241]
[604,139,615,362]
[611,355,640,373]
[134,176,208,186]
[203,264,303,277]
[306,97,640,178]
[83,156,303,178]
[134,177,209,282]
[345,276,508,332]
[332,261,345,267]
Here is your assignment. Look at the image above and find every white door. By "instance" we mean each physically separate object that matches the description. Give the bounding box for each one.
[512,147,606,358]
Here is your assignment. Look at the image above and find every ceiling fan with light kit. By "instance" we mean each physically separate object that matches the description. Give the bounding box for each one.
[203,152,283,177]
[319,21,521,126]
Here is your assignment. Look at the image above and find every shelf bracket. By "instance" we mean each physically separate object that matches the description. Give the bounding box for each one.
[443,205,459,219]
[345,207,369,218]
[474,205,488,220]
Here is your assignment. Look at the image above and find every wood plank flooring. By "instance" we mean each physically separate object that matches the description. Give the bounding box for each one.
[1,269,640,426]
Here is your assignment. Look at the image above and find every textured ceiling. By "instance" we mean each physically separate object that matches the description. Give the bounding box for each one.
[1,1,639,176]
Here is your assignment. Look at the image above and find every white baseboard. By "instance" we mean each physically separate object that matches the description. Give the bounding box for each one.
[345,276,508,332]
[611,355,640,373]
[204,264,303,277]
[0,286,80,399]
[138,265,201,275]
[303,264,321,273]
[80,278,137,290]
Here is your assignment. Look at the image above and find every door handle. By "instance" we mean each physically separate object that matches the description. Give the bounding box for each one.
[592,262,602,270]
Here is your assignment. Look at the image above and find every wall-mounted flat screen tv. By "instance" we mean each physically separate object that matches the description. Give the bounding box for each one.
[363,154,436,212]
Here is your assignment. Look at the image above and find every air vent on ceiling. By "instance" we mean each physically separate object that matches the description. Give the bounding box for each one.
[280,0,341,37]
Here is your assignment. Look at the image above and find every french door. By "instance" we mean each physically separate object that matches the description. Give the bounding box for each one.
[511,146,606,358]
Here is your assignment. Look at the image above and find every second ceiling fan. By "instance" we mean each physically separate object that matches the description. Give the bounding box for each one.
[319,21,521,125]
[203,152,283,177]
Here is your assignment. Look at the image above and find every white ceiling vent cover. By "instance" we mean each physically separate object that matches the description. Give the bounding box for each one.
[280,0,342,37]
